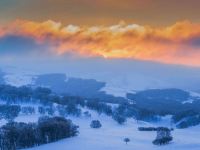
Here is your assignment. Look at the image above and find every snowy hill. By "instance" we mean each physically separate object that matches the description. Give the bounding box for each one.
[0,105,197,150]
[1,63,200,149]
[1,58,200,97]
[1,65,200,100]
[12,110,200,150]
[0,83,199,149]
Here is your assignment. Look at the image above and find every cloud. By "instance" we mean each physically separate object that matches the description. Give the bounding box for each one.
[1,19,200,66]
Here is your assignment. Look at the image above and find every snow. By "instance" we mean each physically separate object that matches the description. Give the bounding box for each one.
[182,98,194,104]
[16,114,40,123]
[2,66,200,99]
[182,91,200,104]
[14,111,199,150]
[4,74,35,87]
[189,91,200,98]
[95,72,171,97]
[0,104,198,150]
[1,66,200,149]
[0,119,7,127]
[2,66,36,87]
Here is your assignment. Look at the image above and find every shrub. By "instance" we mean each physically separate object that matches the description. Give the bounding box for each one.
[153,127,173,145]
[124,138,130,144]
[153,137,173,145]
[138,127,157,131]
[90,120,102,128]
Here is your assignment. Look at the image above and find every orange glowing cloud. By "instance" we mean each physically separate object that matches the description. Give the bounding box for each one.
[1,20,200,66]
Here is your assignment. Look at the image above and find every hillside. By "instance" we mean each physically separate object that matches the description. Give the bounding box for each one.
[13,110,200,150]
[0,67,200,149]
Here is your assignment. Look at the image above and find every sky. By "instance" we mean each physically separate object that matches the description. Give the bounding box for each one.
[0,0,200,67]
[1,0,200,26]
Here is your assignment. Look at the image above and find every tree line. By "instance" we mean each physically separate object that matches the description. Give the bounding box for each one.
[0,85,186,126]
[0,116,78,150]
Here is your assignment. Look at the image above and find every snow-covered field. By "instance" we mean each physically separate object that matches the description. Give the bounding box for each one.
[9,110,198,150]
[1,66,200,150]
[0,98,197,150]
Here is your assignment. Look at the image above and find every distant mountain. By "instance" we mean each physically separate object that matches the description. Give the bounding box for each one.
[1,58,200,97]
[1,61,200,103]
[34,73,126,103]
[34,73,105,95]
[127,89,200,115]
[0,68,126,103]
[127,89,190,102]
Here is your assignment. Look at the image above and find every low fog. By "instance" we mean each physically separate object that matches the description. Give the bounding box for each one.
[1,53,200,95]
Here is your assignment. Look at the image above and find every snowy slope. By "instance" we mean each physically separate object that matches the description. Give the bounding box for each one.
[2,66,200,99]
[10,110,198,150]
[1,66,36,87]
[25,118,200,150]
[2,57,200,98]
[4,74,35,87]
[0,100,199,150]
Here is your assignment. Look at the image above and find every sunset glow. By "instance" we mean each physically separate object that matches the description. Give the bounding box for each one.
[1,20,200,66]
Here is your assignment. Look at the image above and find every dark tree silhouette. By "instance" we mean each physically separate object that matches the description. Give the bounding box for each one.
[124,138,130,144]
[90,120,102,128]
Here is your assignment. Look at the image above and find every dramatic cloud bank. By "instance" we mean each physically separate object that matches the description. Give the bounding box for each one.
[0,20,200,66]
